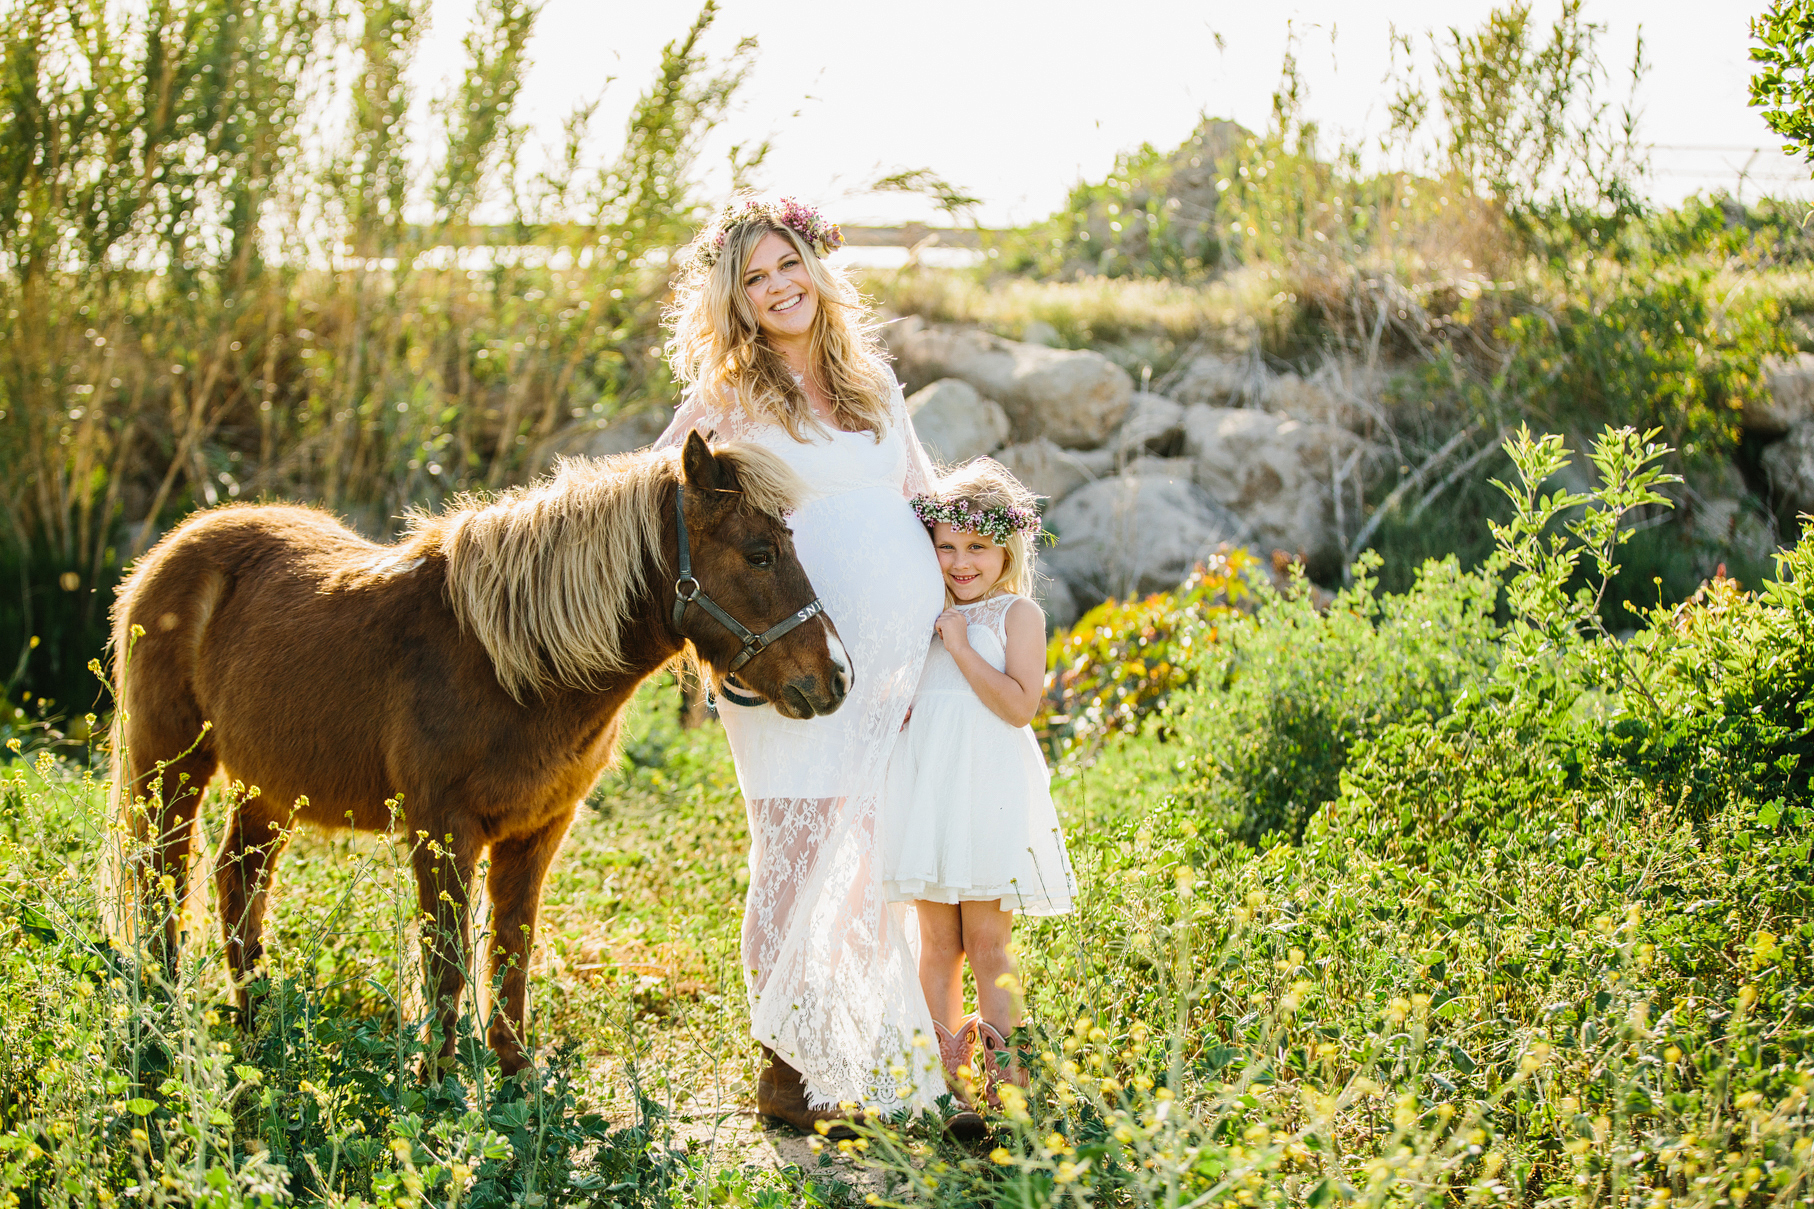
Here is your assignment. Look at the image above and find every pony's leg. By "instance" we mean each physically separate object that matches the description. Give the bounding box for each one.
[213,794,291,1027]
[484,807,575,1076]
[412,826,481,1067]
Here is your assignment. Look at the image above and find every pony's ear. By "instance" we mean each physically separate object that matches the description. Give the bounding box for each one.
[680,430,731,494]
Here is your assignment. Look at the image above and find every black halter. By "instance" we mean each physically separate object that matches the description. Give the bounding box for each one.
[671,483,825,675]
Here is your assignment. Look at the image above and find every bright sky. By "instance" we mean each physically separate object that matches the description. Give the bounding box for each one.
[408,0,1808,227]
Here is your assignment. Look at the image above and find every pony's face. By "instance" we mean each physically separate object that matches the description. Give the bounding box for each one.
[677,433,850,719]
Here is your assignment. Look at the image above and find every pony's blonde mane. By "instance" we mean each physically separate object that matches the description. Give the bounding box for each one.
[418,442,803,702]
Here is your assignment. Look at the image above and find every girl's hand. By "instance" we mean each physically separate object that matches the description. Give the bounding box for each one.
[935,608,970,650]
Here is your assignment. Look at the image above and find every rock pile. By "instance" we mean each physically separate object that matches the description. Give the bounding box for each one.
[543,320,1386,630]
[542,326,1814,635]
[890,320,1379,625]
[1755,354,1814,527]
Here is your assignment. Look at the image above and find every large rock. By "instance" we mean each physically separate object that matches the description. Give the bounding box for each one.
[1169,355,1379,428]
[1068,447,1119,478]
[1746,354,1814,435]
[1182,404,1369,576]
[907,378,1010,465]
[1762,423,1814,523]
[1042,467,1249,611]
[1169,355,1261,408]
[995,438,1099,504]
[1263,364,1375,429]
[1685,456,1781,561]
[1113,392,1187,457]
[891,323,1132,449]
[532,405,670,470]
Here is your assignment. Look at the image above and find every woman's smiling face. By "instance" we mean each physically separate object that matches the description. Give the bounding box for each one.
[742,230,818,345]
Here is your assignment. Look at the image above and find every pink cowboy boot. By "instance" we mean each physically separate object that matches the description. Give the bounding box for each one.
[934,1019,987,1138]
[971,1017,1029,1111]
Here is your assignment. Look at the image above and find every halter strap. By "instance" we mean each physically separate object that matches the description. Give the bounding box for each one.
[672,482,825,674]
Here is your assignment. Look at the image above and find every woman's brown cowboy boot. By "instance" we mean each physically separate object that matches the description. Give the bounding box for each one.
[756,1046,863,1139]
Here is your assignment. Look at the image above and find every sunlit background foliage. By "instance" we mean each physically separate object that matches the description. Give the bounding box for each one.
[1,0,1813,1204]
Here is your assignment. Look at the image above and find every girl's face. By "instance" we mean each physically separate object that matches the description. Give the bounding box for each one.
[932,522,1008,603]
[742,231,818,347]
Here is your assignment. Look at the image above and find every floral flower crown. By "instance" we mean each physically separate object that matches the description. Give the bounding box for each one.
[910,495,1044,546]
[690,197,844,270]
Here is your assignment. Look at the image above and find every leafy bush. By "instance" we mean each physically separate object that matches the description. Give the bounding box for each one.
[1493,276,1791,468]
[1037,547,1260,760]
[1180,552,1503,846]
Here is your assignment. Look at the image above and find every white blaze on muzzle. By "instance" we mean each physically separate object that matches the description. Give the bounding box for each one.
[823,620,853,697]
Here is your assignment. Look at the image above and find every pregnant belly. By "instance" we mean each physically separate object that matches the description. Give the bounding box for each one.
[790,486,942,644]
[716,485,942,798]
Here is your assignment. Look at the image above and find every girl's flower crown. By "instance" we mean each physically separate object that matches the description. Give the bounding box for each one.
[910,495,1044,546]
[691,196,844,270]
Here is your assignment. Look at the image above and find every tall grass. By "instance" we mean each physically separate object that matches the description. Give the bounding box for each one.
[0,0,751,709]
[0,672,862,1206]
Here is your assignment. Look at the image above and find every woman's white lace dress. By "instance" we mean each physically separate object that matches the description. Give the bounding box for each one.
[654,381,947,1113]
[882,593,1077,915]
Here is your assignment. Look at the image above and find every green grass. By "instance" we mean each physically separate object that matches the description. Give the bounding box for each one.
[0,431,1810,1206]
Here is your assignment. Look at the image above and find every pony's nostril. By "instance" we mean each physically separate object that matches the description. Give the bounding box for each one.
[783,674,842,716]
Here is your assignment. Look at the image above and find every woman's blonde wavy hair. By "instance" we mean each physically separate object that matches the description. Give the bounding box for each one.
[665,195,897,441]
[928,456,1043,600]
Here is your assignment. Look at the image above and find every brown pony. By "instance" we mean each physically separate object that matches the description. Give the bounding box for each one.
[110,431,846,1074]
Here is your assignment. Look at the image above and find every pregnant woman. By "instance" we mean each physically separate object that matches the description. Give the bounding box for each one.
[653,196,946,1131]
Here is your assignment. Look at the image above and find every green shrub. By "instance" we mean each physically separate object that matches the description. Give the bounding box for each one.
[1179,552,1502,845]
[1597,549,1814,831]
[1323,717,1577,871]
[1493,275,1791,468]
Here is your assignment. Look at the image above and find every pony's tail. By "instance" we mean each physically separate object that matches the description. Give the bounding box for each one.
[97,623,140,947]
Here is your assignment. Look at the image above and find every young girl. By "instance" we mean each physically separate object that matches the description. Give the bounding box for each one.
[885,457,1077,1113]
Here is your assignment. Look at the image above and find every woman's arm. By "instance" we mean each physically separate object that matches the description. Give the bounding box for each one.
[652,393,717,451]
[895,381,939,499]
[938,597,1047,728]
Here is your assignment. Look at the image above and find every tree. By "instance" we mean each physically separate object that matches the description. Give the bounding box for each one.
[1751,0,1814,166]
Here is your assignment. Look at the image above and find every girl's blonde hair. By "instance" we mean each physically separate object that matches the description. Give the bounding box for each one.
[665,194,897,441]
[927,457,1043,599]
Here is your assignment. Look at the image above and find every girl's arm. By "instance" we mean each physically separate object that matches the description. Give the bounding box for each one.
[939,597,1047,728]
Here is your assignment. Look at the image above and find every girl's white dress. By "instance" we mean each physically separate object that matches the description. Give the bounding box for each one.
[654,380,946,1114]
[883,593,1077,915]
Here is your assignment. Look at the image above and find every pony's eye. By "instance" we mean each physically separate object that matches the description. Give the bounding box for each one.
[747,549,775,569]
